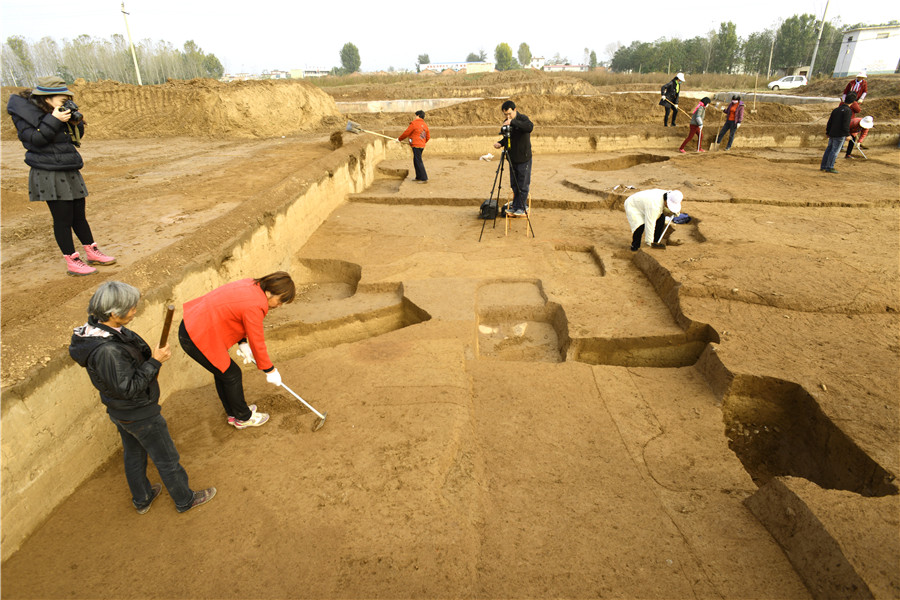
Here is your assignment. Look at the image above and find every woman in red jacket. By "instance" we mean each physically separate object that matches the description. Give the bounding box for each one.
[178,272,295,429]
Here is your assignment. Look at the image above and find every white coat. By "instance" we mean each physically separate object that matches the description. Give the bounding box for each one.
[624,189,668,246]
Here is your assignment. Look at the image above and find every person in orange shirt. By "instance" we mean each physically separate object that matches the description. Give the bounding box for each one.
[715,95,745,151]
[178,272,295,429]
[398,110,430,183]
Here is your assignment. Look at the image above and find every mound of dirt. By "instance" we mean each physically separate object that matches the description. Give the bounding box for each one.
[798,74,900,100]
[2,78,341,140]
[420,94,813,127]
[323,70,597,101]
[852,97,900,121]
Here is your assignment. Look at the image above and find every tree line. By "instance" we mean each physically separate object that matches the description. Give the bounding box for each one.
[609,16,897,76]
[2,34,224,87]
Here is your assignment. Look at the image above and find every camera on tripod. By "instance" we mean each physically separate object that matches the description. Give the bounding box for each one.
[499,124,511,138]
[60,99,83,123]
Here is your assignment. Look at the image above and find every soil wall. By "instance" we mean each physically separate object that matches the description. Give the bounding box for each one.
[0,138,387,562]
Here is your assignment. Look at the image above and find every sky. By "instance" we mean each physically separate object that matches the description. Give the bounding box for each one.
[1,0,896,75]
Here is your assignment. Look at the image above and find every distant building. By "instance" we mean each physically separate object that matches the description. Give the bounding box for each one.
[542,64,589,72]
[421,61,495,74]
[288,68,330,78]
[529,57,546,70]
[833,25,900,77]
[266,70,290,79]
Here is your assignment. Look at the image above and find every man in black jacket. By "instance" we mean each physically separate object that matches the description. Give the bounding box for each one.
[70,281,215,514]
[493,100,533,216]
[659,73,685,126]
[820,93,856,174]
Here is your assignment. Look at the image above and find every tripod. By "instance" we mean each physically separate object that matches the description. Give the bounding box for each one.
[478,146,534,242]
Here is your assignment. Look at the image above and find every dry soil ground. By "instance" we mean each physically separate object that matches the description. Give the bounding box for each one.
[1,77,898,599]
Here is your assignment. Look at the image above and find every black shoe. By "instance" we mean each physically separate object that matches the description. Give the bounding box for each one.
[135,483,162,515]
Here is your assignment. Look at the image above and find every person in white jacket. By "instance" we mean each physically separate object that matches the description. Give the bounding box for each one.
[624,189,683,251]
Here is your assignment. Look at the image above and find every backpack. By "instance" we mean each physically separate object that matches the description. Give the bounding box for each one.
[479,198,498,220]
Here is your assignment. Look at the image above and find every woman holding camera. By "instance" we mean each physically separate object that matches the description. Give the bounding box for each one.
[6,76,115,276]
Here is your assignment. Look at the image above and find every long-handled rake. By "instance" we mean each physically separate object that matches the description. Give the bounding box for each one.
[279,382,327,432]
[346,120,398,142]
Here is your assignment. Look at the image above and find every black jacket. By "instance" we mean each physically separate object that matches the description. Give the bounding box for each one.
[7,94,85,171]
[660,78,681,106]
[69,317,162,421]
[497,112,533,164]
[825,103,852,138]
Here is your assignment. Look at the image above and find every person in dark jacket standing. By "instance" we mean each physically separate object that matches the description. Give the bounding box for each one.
[659,73,685,126]
[820,93,856,174]
[70,281,216,514]
[398,110,431,183]
[7,77,116,277]
[492,100,533,216]
[715,95,745,150]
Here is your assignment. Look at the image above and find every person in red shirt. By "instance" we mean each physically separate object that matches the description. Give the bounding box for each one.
[178,272,296,429]
[842,72,868,103]
[845,115,874,158]
[398,110,430,183]
[715,95,745,151]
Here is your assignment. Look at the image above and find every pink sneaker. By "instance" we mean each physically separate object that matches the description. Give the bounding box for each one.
[64,252,97,276]
[83,243,116,265]
[678,149,686,153]
[698,149,706,153]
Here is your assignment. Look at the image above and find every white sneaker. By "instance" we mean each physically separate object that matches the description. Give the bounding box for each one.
[227,405,256,426]
[233,411,269,429]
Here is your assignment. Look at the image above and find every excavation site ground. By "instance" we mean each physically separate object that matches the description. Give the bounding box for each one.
[1,74,899,598]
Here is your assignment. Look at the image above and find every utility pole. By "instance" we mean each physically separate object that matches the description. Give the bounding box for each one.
[121,2,143,85]
[767,33,776,78]
[808,0,831,78]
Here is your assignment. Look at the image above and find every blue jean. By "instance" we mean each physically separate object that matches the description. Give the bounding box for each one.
[509,159,532,212]
[412,147,427,181]
[820,136,846,170]
[716,121,738,149]
[110,413,194,511]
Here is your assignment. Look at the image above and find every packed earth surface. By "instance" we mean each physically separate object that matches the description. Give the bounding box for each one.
[1,73,899,598]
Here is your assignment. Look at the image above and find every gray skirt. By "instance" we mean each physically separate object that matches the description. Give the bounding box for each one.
[28,168,89,202]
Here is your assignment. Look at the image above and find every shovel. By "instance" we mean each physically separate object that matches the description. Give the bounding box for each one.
[280,382,327,432]
[346,120,398,142]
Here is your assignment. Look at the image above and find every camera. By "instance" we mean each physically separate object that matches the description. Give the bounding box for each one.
[499,124,511,137]
[60,98,83,123]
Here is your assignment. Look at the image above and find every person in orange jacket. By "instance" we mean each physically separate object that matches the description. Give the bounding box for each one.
[398,110,430,183]
[178,272,295,429]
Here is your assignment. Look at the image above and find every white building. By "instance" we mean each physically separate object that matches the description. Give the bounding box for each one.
[420,61,495,73]
[542,64,589,73]
[833,25,900,77]
[288,68,330,78]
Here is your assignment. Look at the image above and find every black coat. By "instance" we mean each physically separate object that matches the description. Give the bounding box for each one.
[497,112,534,164]
[825,103,852,138]
[69,317,163,421]
[7,94,85,171]
[660,78,681,106]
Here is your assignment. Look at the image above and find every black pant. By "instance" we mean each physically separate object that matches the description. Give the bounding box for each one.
[178,321,253,421]
[46,199,94,255]
[412,147,427,181]
[631,215,668,250]
[663,104,677,126]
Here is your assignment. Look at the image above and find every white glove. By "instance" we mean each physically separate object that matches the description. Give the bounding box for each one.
[737,123,741,128]
[265,368,282,386]
[236,342,256,364]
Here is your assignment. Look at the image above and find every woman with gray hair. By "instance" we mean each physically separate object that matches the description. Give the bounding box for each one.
[70,281,215,514]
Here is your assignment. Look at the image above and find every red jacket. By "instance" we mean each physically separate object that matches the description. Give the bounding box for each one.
[843,79,867,102]
[183,278,272,373]
[398,117,430,148]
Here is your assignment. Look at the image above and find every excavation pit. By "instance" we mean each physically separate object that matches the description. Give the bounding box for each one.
[722,375,898,497]
[575,153,669,171]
